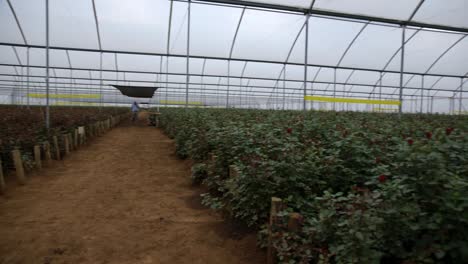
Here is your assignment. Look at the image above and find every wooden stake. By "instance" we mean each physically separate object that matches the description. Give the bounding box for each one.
[68,133,74,151]
[11,149,26,185]
[229,165,239,178]
[43,141,52,165]
[0,159,5,194]
[63,134,70,155]
[288,213,303,232]
[53,136,61,160]
[267,197,284,264]
[74,129,79,148]
[34,145,42,170]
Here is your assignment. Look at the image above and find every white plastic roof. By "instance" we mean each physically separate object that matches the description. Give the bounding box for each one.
[0,0,467,111]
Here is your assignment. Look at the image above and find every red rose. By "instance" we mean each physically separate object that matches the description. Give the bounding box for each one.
[286,128,292,134]
[378,174,387,183]
[425,132,432,139]
[446,128,454,135]
[407,139,414,146]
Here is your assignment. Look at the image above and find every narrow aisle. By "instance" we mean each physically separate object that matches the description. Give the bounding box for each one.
[0,122,264,264]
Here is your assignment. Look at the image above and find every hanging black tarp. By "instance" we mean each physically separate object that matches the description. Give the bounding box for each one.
[112,85,158,98]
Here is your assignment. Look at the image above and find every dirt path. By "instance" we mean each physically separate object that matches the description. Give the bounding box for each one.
[0,119,264,264]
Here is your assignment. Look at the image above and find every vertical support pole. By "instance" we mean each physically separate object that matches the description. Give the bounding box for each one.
[185,0,191,108]
[45,0,50,129]
[0,159,5,194]
[459,78,463,115]
[379,72,382,112]
[100,52,103,110]
[303,15,309,111]
[12,149,26,185]
[398,25,406,117]
[333,68,337,111]
[26,47,30,108]
[430,96,434,113]
[34,145,42,170]
[282,65,286,110]
[227,61,230,108]
[420,75,424,113]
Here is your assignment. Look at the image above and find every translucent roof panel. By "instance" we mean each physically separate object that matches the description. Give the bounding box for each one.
[190,4,242,58]
[95,0,169,52]
[168,1,188,55]
[404,30,464,74]
[232,9,305,62]
[431,77,463,91]
[113,54,161,72]
[307,17,363,66]
[0,0,24,44]
[426,36,468,76]
[7,0,45,45]
[50,0,98,49]
[313,0,420,21]
[413,0,468,29]
[338,24,402,70]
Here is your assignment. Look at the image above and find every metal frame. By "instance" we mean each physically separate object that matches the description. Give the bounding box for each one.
[0,0,466,115]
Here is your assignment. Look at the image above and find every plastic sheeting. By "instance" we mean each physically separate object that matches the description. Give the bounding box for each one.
[0,0,466,112]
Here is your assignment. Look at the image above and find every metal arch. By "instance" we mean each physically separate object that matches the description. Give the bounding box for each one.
[181,0,468,34]
[393,34,467,96]
[336,23,369,67]
[425,35,467,74]
[239,60,248,106]
[366,29,422,97]
[228,8,245,59]
[407,0,426,22]
[165,0,174,106]
[448,71,468,97]
[11,46,22,65]
[91,0,102,49]
[6,0,28,45]
[266,19,307,104]
[227,7,245,107]
[323,22,369,105]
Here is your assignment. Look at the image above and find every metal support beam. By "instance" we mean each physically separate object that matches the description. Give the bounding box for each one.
[26,48,30,108]
[186,1,191,108]
[2,42,465,79]
[459,77,464,114]
[6,0,28,45]
[398,26,406,116]
[227,8,245,108]
[420,75,424,113]
[45,0,50,129]
[91,0,102,49]
[303,15,309,111]
[186,0,468,34]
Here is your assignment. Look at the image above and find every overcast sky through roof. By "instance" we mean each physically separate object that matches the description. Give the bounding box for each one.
[0,0,466,112]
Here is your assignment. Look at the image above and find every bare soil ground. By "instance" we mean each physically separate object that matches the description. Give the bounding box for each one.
[0,116,264,264]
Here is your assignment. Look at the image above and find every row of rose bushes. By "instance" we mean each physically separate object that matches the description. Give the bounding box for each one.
[159,108,468,263]
[0,105,129,171]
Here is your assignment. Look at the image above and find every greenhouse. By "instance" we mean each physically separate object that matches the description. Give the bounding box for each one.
[0,0,467,116]
[0,1,467,263]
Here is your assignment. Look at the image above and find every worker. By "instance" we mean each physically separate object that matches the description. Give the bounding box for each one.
[131,101,140,122]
